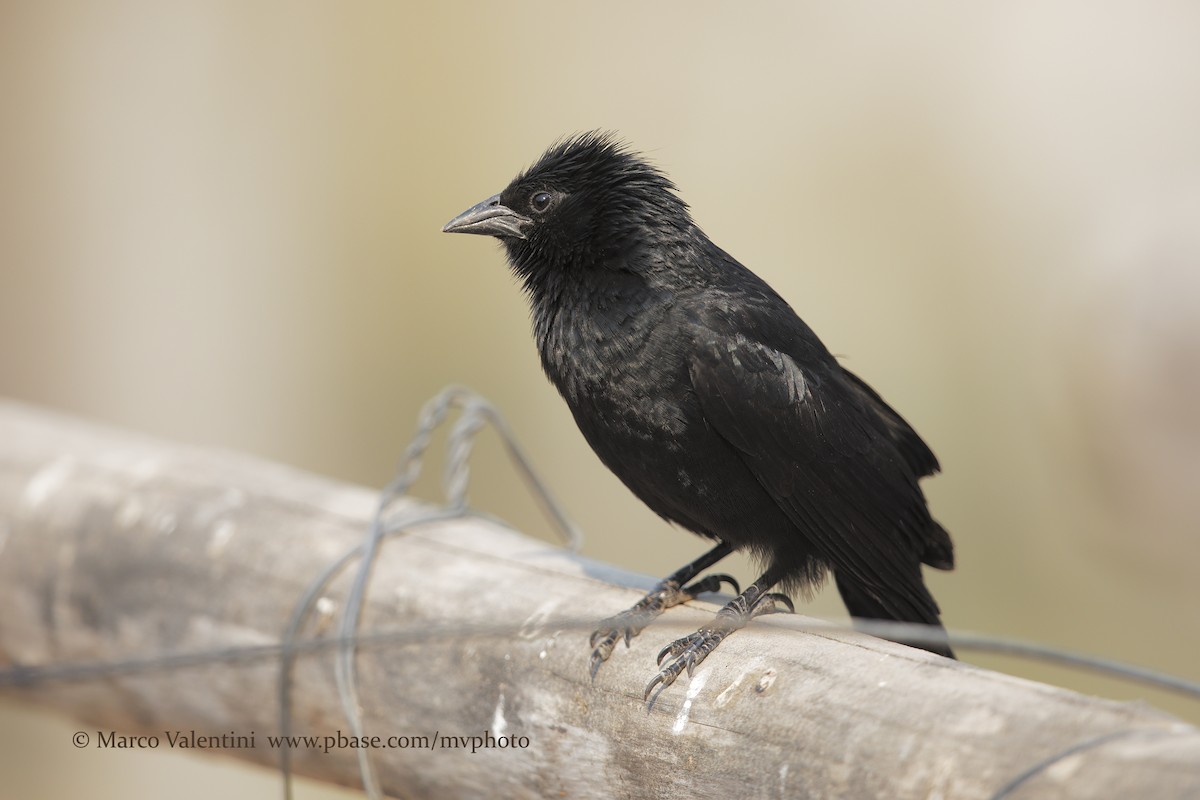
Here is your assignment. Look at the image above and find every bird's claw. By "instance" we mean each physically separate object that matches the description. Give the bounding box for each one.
[589,646,610,682]
[643,589,794,703]
[589,618,641,681]
[643,659,686,703]
[756,592,795,616]
[588,605,660,680]
[684,573,740,597]
[644,626,730,702]
[655,632,701,665]
[589,573,739,680]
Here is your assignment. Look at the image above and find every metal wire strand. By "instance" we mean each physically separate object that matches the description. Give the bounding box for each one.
[280,385,582,800]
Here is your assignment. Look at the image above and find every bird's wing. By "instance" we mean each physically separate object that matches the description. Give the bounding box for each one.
[689,333,943,623]
[839,367,941,478]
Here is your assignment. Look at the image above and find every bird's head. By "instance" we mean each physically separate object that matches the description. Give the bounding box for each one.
[443,132,691,286]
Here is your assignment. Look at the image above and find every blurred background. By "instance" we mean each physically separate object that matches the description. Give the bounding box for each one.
[2,2,1198,797]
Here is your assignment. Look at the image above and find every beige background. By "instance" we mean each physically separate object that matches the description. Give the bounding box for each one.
[2,2,1199,797]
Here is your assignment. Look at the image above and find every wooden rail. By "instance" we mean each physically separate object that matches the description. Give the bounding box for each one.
[1,399,1198,798]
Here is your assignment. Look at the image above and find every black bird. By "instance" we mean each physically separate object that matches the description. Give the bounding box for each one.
[443,132,955,698]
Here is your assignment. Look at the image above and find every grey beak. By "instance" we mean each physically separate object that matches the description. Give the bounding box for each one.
[443,193,531,240]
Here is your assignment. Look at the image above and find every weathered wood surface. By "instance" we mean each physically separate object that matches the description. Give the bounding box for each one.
[0,399,1197,799]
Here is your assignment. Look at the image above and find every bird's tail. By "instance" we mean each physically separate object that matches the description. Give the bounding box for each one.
[834,571,955,660]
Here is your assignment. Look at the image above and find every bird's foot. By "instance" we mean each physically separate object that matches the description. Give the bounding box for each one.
[643,591,793,703]
[588,573,738,680]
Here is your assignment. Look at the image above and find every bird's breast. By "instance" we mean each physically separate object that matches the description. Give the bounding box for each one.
[536,296,695,438]
[532,294,797,543]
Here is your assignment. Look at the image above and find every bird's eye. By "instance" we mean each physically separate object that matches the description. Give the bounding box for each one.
[530,191,552,212]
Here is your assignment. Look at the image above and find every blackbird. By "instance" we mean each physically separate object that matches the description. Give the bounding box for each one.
[443,132,954,699]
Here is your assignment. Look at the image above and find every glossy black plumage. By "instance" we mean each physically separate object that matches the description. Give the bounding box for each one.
[444,132,955,688]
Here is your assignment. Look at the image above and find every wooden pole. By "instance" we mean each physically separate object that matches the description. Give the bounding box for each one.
[0,399,1197,799]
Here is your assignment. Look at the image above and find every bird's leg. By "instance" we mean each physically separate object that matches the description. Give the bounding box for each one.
[589,542,736,679]
[644,566,792,703]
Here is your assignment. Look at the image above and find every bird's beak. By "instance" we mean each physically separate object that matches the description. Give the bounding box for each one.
[442,193,531,240]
